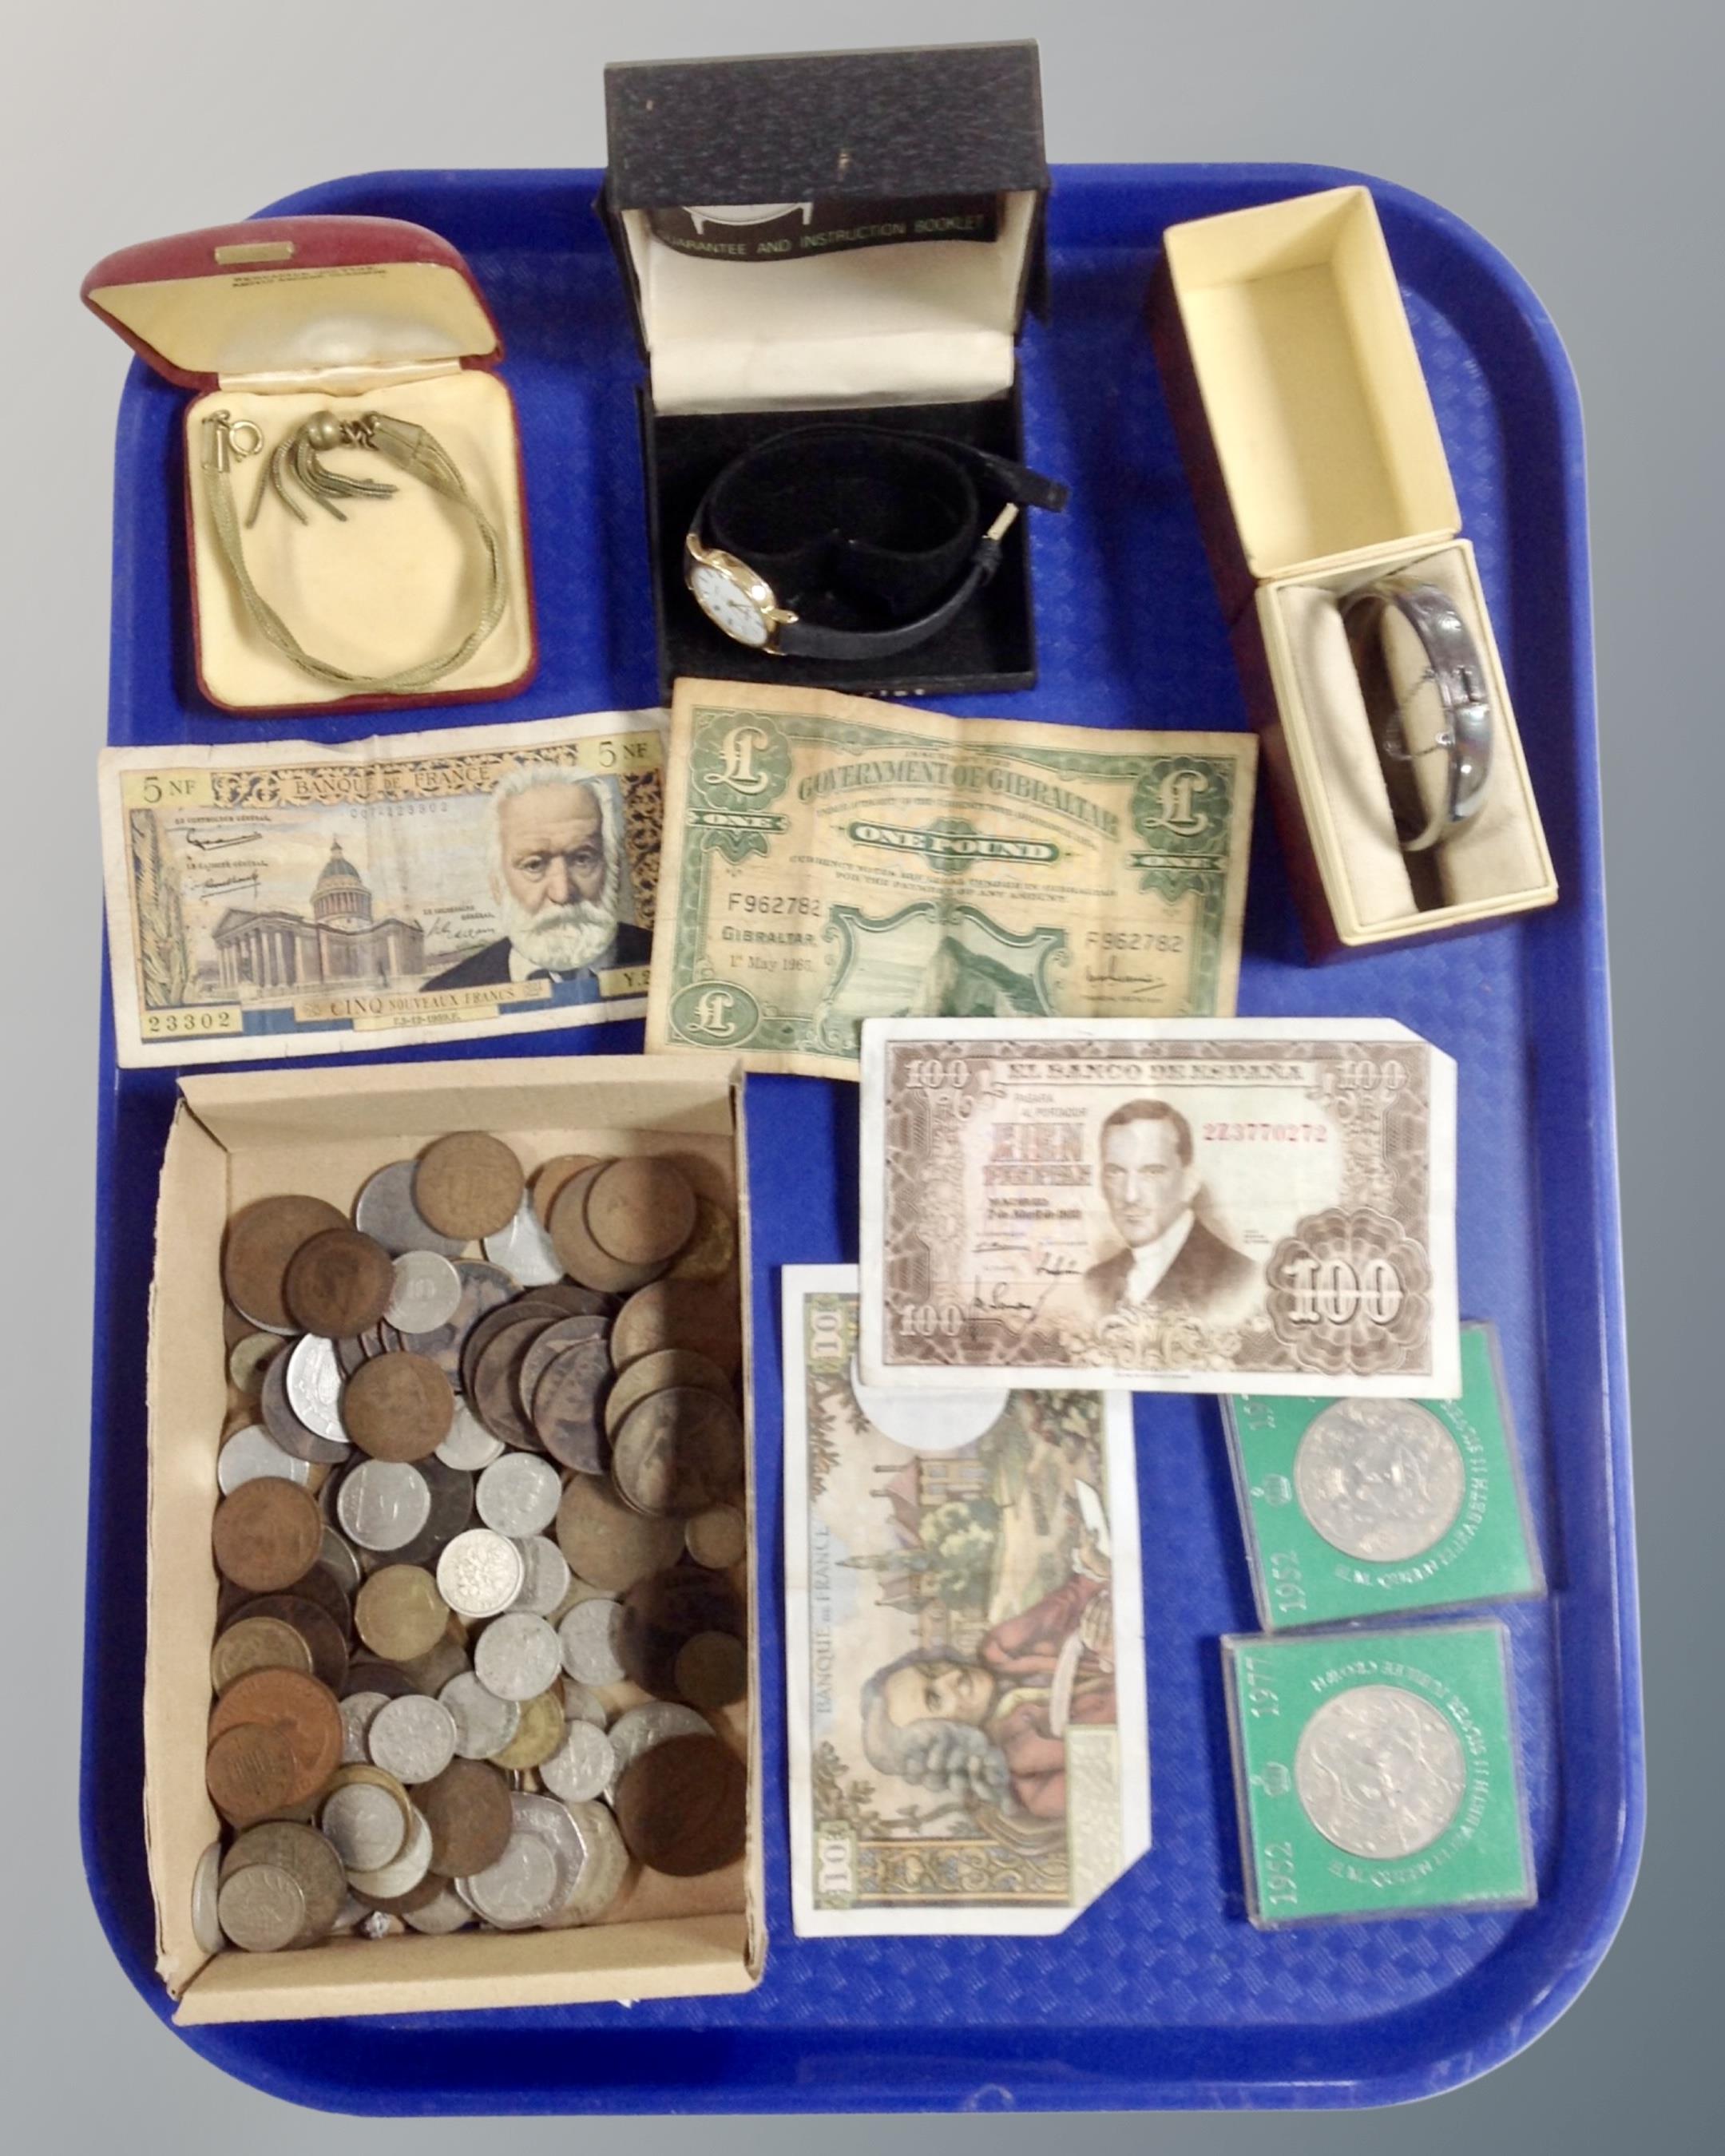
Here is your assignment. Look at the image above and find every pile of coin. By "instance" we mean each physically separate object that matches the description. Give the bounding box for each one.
[200,1133,749,1954]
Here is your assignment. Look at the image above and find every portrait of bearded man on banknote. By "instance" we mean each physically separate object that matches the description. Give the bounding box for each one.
[859,1524,1116,1823]
[422,767,652,993]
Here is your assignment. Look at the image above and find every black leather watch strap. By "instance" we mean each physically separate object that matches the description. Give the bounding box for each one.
[776,535,1008,659]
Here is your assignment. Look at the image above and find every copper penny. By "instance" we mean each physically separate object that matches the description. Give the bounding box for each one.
[342,1351,455,1462]
[284,1228,396,1338]
[343,1659,418,1702]
[584,1157,698,1266]
[684,1504,749,1572]
[667,1198,738,1284]
[222,1560,353,1644]
[458,1300,561,1399]
[619,1571,744,1698]
[414,1132,525,1239]
[518,1314,609,1417]
[355,1565,452,1663]
[211,1615,315,1694]
[221,1593,349,1694]
[468,1316,551,1450]
[604,1349,732,1441]
[610,1279,743,1377]
[549,1167,672,1294]
[418,1758,514,1877]
[212,1478,324,1593]
[612,1388,745,1519]
[529,1338,611,1475]
[533,1282,617,1318]
[555,1475,684,1594]
[532,1153,603,1228]
[223,1195,348,1332]
[489,1688,566,1771]
[675,1631,749,1711]
[208,1668,344,1805]
[613,1734,746,1877]
[205,1722,301,1827]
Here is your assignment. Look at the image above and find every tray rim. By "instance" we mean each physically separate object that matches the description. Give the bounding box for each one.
[78,156,1644,2115]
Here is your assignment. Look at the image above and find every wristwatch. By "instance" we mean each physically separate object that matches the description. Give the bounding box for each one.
[684,424,1068,660]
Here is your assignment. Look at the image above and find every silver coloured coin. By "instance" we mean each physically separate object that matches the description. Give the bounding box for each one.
[440,1670,521,1761]
[437,1528,525,1619]
[404,1883,474,1936]
[386,1250,464,1335]
[217,1863,307,1952]
[320,1782,406,1872]
[355,1159,467,1260]
[368,1694,458,1785]
[482,1197,565,1288]
[287,1332,352,1446]
[360,1909,405,1939]
[542,1799,631,1928]
[474,1611,561,1702]
[318,1524,363,1596]
[437,1401,505,1472]
[458,1821,561,1928]
[477,1454,562,1539]
[262,1343,349,1465]
[539,1719,617,1805]
[605,1702,711,1781]
[217,1423,311,1496]
[349,1805,434,1898]
[561,1678,609,1730]
[558,1598,627,1686]
[336,1460,431,1552]
[191,1840,224,1955]
[1294,1684,1468,1858]
[511,1535,572,1617]
[339,1690,391,1766]
[511,1793,588,1912]
[228,1332,284,1401]
[1294,1400,1468,1563]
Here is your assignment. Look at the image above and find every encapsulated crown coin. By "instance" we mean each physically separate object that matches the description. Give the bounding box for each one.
[1293,1684,1467,1858]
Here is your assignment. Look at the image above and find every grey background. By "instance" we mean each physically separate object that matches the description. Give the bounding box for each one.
[6,0,1715,2146]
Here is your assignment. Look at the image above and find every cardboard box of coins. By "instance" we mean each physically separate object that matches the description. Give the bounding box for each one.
[1148,186,1556,955]
[144,1052,760,2023]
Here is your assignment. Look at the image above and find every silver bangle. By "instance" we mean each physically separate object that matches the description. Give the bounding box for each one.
[1342,579,1493,853]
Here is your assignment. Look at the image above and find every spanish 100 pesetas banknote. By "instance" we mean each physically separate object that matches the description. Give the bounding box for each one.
[859,1018,1460,1398]
[783,1266,1149,1935]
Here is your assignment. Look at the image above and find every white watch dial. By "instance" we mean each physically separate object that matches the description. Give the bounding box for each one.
[691,561,772,648]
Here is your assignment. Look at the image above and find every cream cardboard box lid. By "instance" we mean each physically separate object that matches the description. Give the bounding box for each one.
[146,1052,763,2023]
[1160,185,1461,592]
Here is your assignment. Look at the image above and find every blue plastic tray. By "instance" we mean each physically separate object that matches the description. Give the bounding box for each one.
[82,164,1641,2113]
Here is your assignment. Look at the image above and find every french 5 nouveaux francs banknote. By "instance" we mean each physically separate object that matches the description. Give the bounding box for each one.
[783,1267,1149,1935]
[859,1019,1460,1398]
[98,711,664,1066]
[645,678,1256,1077]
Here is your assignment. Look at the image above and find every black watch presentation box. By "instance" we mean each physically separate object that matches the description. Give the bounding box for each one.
[601,40,1053,698]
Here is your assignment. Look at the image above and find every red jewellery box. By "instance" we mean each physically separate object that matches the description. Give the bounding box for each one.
[82,216,537,716]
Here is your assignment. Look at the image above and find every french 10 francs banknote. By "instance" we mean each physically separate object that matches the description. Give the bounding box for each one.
[859,1018,1460,1398]
[646,677,1256,1077]
[98,711,665,1065]
[783,1267,1149,1935]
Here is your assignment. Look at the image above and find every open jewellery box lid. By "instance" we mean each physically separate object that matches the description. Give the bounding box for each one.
[81,216,504,391]
[601,41,1049,414]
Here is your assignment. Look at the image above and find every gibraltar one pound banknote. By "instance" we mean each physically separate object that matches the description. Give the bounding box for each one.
[647,678,1256,1076]
[98,711,664,1065]
[783,1267,1149,1934]
[859,1018,1460,1397]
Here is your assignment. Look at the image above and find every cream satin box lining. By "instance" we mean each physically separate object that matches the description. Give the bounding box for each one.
[145,1053,763,2025]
